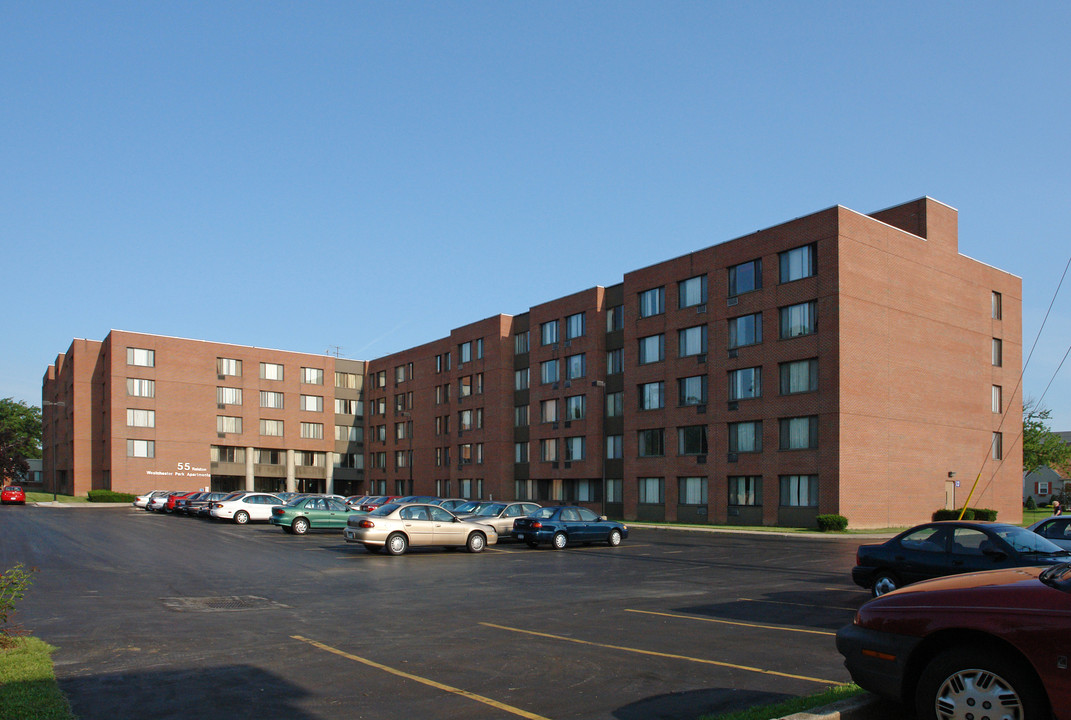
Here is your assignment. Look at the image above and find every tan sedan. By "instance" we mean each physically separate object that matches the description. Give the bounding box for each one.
[344,503,498,555]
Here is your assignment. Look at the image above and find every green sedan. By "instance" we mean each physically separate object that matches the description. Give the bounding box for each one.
[269,496,360,535]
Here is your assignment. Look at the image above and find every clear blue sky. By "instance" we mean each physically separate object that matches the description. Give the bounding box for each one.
[3,1,1069,431]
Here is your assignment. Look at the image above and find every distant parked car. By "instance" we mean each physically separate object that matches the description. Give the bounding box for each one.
[184,491,229,517]
[172,491,208,515]
[1027,516,1071,551]
[455,501,541,538]
[209,493,284,524]
[133,490,165,508]
[393,495,441,505]
[852,520,1071,596]
[270,496,359,535]
[356,495,399,512]
[147,491,185,512]
[512,506,628,549]
[837,563,1071,720]
[164,491,199,513]
[429,498,469,512]
[344,503,497,555]
[1,486,26,505]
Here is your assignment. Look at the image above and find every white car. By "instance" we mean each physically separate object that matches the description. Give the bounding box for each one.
[133,490,165,508]
[209,493,284,524]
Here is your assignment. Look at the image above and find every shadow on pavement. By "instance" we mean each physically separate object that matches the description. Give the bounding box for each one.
[614,687,789,720]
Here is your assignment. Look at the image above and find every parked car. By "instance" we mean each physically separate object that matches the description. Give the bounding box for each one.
[393,495,441,505]
[209,493,284,524]
[837,563,1071,720]
[147,491,185,511]
[133,490,165,508]
[852,520,1071,596]
[164,491,199,513]
[344,503,497,555]
[512,506,628,549]
[172,491,208,514]
[1,486,26,505]
[355,495,399,512]
[184,491,228,516]
[455,501,542,538]
[1027,516,1071,550]
[270,496,359,535]
[344,495,371,507]
[429,498,469,512]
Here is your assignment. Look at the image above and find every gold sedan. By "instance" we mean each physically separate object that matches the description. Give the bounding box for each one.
[344,503,498,555]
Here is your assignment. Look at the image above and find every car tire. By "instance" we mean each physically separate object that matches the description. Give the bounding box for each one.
[292,517,310,535]
[466,532,486,553]
[915,646,1048,720]
[385,533,408,556]
[607,529,623,547]
[233,511,249,525]
[871,571,900,597]
[552,532,568,550]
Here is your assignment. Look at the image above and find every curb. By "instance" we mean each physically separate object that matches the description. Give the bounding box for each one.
[31,502,133,509]
[777,694,900,720]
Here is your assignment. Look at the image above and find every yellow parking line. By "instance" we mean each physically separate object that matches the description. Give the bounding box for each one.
[480,623,840,685]
[291,635,553,720]
[736,597,857,612]
[625,608,835,636]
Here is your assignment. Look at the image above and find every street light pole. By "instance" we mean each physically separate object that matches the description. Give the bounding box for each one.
[42,400,66,502]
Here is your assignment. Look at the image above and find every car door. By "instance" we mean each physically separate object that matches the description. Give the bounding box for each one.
[1033,518,1071,550]
[949,527,1010,575]
[323,498,351,528]
[399,505,435,546]
[576,507,603,541]
[558,507,582,539]
[890,525,952,585]
[430,505,466,545]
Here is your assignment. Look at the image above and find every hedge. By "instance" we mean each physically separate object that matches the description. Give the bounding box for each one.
[86,490,137,503]
[815,514,848,532]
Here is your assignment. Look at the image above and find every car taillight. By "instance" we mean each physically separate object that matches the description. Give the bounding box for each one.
[531,521,542,529]
[359,520,375,528]
[272,508,283,515]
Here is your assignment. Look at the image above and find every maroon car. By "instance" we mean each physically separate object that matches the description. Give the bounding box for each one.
[837,563,1071,720]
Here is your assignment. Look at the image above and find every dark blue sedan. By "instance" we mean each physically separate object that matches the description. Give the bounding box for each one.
[512,506,628,549]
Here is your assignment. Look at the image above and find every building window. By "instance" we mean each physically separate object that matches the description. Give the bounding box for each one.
[541,399,558,423]
[458,410,474,431]
[606,391,623,417]
[476,339,483,359]
[335,453,361,469]
[639,287,665,318]
[217,358,241,377]
[301,367,324,385]
[301,422,324,440]
[374,398,386,415]
[780,474,818,507]
[606,435,623,459]
[336,425,360,442]
[678,276,707,309]
[376,424,387,442]
[515,331,530,354]
[127,347,155,367]
[566,312,585,340]
[779,244,816,283]
[211,446,246,463]
[459,376,472,398]
[727,314,761,349]
[127,439,155,458]
[728,421,762,453]
[395,365,406,383]
[296,452,326,468]
[541,320,559,346]
[216,387,242,406]
[992,432,1003,460]
[606,479,623,503]
[992,338,1002,367]
[459,341,473,364]
[678,477,707,505]
[780,359,818,395]
[992,385,1002,414]
[638,429,665,457]
[260,362,285,381]
[335,371,359,388]
[565,395,585,420]
[638,334,665,364]
[566,353,586,380]
[126,409,155,428]
[728,259,762,297]
[514,405,529,428]
[515,442,529,463]
[678,325,708,357]
[565,437,585,461]
[515,368,529,390]
[728,367,762,400]
[780,301,817,339]
[607,348,624,374]
[126,378,155,397]
[779,416,818,450]
[376,370,387,388]
[728,476,762,506]
[678,426,708,455]
[606,305,624,332]
[255,448,284,465]
[216,416,243,434]
[638,477,665,504]
[541,439,558,462]
[992,291,1002,320]
[396,421,410,439]
[678,376,707,406]
[260,419,283,437]
[334,398,359,415]
[639,382,664,411]
[541,360,559,384]
[300,395,323,412]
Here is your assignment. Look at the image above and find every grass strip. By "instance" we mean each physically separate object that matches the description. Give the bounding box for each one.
[700,684,864,720]
[0,636,74,720]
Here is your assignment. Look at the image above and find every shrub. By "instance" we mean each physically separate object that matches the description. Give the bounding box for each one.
[970,507,998,521]
[933,508,973,521]
[86,490,136,503]
[1,563,36,640]
[1025,496,1037,510]
[815,514,848,532]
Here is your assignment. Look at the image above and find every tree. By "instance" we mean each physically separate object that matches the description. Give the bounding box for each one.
[0,398,41,482]
[1022,400,1071,474]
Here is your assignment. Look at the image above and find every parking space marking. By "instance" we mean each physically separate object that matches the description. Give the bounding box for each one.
[736,597,857,612]
[624,608,835,636]
[480,623,840,685]
[291,635,553,720]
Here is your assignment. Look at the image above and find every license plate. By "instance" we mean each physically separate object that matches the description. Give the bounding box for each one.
[516,533,524,539]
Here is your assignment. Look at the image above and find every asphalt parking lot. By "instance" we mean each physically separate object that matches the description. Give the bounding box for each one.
[1,505,881,720]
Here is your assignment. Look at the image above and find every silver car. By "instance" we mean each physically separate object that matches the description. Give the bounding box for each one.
[344,503,497,555]
[1027,516,1071,550]
[454,501,542,538]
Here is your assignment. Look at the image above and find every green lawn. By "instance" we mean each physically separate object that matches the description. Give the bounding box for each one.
[700,684,864,720]
[23,492,90,504]
[0,637,74,720]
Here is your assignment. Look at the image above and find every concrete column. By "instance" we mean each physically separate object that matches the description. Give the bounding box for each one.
[245,447,255,492]
[286,449,296,493]
[325,453,335,496]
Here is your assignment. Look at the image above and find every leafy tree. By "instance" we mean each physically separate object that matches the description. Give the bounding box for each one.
[0,398,41,482]
[1022,400,1071,474]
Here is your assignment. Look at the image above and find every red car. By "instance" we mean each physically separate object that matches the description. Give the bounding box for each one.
[837,563,1071,720]
[1,485,27,504]
[164,491,198,513]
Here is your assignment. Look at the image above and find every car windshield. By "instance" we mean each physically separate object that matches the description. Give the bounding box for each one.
[996,525,1070,555]
[283,497,308,507]
[452,501,484,514]
[1039,563,1071,591]
[473,503,507,517]
[370,503,402,517]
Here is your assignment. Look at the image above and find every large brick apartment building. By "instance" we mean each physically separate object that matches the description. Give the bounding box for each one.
[43,197,1023,528]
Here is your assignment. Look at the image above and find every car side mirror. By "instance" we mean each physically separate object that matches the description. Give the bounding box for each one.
[983,547,1007,560]
[599,515,608,522]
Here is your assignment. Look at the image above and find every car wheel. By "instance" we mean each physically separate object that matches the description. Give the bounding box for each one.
[385,533,408,556]
[552,532,568,550]
[872,571,900,597]
[233,511,249,525]
[607,529,623,547]
[915,646,1048,720]
[466,533,486,553]
[292,517,310,535]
